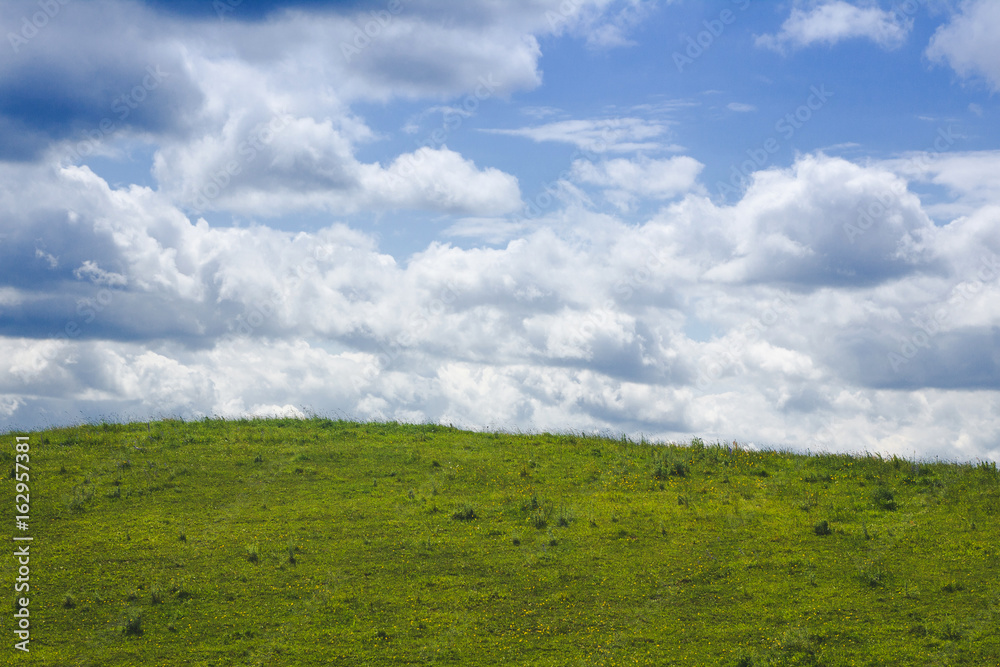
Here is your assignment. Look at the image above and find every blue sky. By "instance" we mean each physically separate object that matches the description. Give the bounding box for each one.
[1,0,999,460]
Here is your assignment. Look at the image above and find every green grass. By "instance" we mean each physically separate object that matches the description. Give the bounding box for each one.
[3,418,999,665]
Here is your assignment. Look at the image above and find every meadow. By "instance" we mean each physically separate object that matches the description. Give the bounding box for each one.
[3,417,998,665]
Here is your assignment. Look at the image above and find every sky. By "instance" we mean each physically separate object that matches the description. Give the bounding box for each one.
[1,0,999,461]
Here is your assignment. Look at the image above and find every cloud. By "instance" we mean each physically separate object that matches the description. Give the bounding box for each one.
[0,1,204,161]
[152,110,524,216]
[481,118,675,153]
[3,150,1000,460]
[570,155,705,209]
[3,1,1000,462]
[926,0,1000,91]
[694,154,938,287]
[727,102,756,113]
[756,1,912,53]
[880,149,1000,221]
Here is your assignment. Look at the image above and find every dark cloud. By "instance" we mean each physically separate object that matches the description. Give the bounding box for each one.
[0,2,203,161]
[139,0,370,21]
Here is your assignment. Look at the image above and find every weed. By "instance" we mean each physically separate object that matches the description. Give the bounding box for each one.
[521,494,541,512]
[62,593,77,609]
[122,609,143,637]
[942,580,965,593]
[813,520,832,536]
[871,486,898,511]
[858,560,888,588]
[151,588,164,605]
[451,505,477,521]
[940,617,964,641]
[246,544,260,564]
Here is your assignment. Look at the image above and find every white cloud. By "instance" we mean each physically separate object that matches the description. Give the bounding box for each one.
[539,0,660,49]
[571,155,704,209]
[481,118,675,153]
[4,151,1000,460]
[2,0,1000,461]
[74,261,128,288]
[361,147,523,215]
[727,102,756,113]
[927,0,1000,91]
[880,149,1000,221]
[4,0,640,214]
[756,1,912,53]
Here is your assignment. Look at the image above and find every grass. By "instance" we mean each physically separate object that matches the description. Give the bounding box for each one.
[2,417,999,665]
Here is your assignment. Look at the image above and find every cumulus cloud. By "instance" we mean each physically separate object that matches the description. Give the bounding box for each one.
[570,155,705,209]
[3,0,1000,463]
[3,151,1000,460]
[927,0,1000,91]
[2,0,639,214]
[756,1,912,53]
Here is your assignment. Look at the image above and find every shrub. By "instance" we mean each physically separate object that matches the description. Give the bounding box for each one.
[858,560,888,588]
[451,505,477,521]
[940,617,964,641]
[871,486,898,511]
[123,609,143,637]
[521,494,541,512]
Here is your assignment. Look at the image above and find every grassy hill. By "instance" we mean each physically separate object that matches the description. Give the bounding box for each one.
[3,417,999,666]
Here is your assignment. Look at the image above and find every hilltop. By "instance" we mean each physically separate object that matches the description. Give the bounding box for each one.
[4,418,999,665]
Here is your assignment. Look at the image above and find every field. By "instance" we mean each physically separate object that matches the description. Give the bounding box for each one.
[3,418,999,665]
